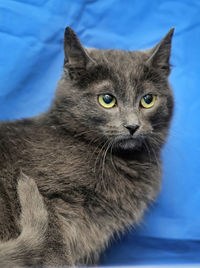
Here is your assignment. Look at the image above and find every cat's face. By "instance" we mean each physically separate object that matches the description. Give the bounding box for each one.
[53,27,174,152]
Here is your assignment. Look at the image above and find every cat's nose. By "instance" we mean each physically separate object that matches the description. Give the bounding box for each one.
[124,125,139,136]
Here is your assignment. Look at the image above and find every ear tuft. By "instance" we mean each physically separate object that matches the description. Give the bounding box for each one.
[147,28,175,75]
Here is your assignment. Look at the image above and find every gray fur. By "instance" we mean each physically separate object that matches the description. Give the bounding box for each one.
[0,173,48,267]
[0,27,174,266]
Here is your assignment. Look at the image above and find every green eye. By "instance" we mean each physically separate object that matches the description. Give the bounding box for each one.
[140,94,156,109]
[98,94,117,109]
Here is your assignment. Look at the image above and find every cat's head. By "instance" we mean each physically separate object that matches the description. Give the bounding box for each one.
[52,27,174,153]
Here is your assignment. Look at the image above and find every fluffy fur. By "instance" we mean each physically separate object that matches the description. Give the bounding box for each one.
[0,173,48,267]
[0,27,174,266]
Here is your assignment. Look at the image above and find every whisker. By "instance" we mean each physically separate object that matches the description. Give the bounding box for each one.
[100,140,113,182]
[93,139,109,177]
[88,137,106,166]
[110,140,121,179]
[74,130,99,138]
[146,137,161,169]
[142,137,152,164]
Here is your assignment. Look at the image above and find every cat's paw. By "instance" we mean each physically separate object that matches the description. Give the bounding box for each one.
[17,172,48,234]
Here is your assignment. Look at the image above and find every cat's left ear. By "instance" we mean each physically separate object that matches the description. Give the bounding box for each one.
[147,28,174,75]
[63,27,95,80]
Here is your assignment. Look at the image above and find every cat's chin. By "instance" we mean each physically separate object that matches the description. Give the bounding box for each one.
[112,135,143,152]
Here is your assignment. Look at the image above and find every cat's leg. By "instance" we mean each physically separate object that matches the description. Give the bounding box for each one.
[0,172,48,268]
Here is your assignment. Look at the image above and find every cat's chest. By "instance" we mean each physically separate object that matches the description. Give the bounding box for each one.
[39,140,161,263]
[54,170,159,265]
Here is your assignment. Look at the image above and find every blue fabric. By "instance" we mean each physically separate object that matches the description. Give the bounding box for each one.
[0,0,200,265]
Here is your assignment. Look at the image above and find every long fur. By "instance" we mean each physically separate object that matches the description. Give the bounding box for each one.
[0,173,48,267]
[0,27,174,266]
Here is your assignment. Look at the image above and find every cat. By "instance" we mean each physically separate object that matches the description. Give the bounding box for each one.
[0,26,174,266]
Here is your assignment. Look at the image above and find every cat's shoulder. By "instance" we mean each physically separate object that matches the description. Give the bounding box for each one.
[0,118,37,164]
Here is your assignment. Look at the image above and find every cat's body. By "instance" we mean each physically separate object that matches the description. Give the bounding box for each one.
[0,116,161,265]
[0,27,174,266]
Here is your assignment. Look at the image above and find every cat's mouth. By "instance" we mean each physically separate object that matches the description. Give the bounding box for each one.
[113,134,143,151]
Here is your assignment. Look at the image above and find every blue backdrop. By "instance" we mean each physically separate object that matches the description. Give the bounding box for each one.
[0,0,200,265]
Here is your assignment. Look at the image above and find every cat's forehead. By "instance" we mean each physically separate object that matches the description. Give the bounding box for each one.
[87,48,148,78]
[85,48,153,98]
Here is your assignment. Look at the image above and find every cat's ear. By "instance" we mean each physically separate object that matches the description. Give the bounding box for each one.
[147,28,174,75]
[63,27,95,80]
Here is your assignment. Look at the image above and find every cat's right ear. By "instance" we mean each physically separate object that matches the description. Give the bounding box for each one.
[63,27,95,80]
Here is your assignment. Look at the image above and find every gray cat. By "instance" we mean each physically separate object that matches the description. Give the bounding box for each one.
[0,27,174,266]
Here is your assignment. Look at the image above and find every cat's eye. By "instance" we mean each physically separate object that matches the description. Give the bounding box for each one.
[140,94,156,109]
[98,94,117,109]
